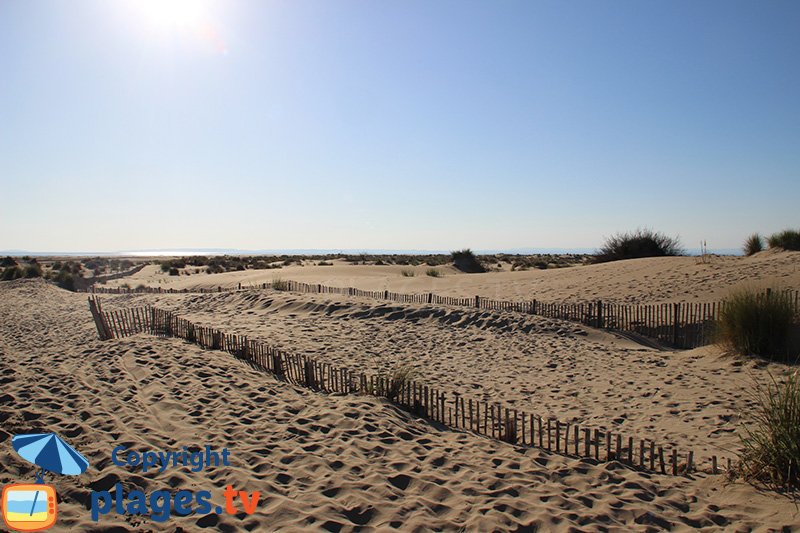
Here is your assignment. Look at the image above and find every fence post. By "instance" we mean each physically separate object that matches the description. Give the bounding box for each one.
[475,295,480,308]
[672,303,680,346]
[596,300,603,328]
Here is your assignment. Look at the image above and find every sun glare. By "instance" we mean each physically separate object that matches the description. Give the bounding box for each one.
[130,0,211,29]
[123,0,227,53]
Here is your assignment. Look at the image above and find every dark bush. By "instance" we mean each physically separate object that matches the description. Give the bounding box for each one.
[1,266,22,280]
[168,267,180,276]
[767,229,800,251]
[594,229,684,263]
[451,249,486,273]
[24,264,43,278]
[53,270,75,291]
[1,256,17,267]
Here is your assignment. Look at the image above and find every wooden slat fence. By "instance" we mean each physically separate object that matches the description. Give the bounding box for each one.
[83,284,800,349]
[88,296,736,478]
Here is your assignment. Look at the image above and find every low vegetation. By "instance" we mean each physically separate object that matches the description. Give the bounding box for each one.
[425,268,441,277]
[2,259,42,281]
[716,287,797,361]
[737,371,800,493]
[594,228,684,263]
[270,278,289,291]
[383,365,417,403]
[401,268,415,277]
[744,233,764,256]
[767,229,800,251]
[451,249,486,273]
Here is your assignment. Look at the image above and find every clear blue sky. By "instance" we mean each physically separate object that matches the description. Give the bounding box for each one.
[1,0,798,253]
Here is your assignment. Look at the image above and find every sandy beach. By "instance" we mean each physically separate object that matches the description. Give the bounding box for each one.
[2,252,800,531]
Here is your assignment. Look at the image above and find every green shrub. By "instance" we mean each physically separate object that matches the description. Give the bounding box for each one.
[744,233,764,256]
[595,229,684,263]
[451,249,486,273]
[738,371,800,492]
[767,229,800,251]
[401,268,415,277]
[168,267,180,276]
[1,256,17,267]
[425,268,441,277]
[716,288,797,361]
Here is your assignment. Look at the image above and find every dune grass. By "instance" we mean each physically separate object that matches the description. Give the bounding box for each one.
[738,371,800,493]
[744,233,764,256]
[425,268,441,277]
[401,268,415,277]
[767,229,800,251]
[594,228,684,263]
[367,365,417,403]
[271,278,289,291]
[716,287,797,361]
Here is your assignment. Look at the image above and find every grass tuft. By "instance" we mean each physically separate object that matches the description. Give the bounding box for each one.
[594,228,684,263]
[738,371,800,493]
[744,233,764,256]
[385,365,416,402]
[767,229,800,251]
[271,278,289,291]
[716,287,797,361]
[401,268,415,277]
[425,268,441,278]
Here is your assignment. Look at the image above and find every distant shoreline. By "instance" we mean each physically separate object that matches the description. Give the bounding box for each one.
[0,248,743,257]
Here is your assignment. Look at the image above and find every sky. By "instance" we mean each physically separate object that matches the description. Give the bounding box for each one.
[1,0,798,253]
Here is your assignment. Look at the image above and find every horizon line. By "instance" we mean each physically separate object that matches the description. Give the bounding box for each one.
[0,247,743,257]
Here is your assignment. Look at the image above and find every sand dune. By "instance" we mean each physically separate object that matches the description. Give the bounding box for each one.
[2,279,800,531]
[108,288,789,469]
[106,251,800,305]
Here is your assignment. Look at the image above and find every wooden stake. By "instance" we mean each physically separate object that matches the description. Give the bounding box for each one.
[584,428,590,457]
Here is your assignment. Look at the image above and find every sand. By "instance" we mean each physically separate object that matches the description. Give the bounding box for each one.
[2,254,800,530]
[105,250,800,305]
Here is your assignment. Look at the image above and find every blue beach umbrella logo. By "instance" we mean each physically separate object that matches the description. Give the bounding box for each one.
[12,433,89,483]
[2,433,89,531]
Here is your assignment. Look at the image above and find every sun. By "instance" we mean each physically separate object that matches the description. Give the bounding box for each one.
[127,0,211,30]
[122,0,226,52]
